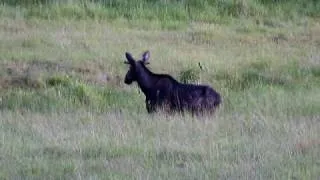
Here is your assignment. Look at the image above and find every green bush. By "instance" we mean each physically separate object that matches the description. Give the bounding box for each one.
[178,67,200,84]
[46,75,72,87]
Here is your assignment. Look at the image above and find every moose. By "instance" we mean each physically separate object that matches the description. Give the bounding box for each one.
[124,50,221,116]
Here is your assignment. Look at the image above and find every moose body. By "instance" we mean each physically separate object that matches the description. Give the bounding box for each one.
[124,50,221,116]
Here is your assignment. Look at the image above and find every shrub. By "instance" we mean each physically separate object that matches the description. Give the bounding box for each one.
[178,67,200,84]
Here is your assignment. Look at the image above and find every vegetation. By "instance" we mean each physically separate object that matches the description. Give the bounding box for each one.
[1,0,320,28]
[0,0,319,179]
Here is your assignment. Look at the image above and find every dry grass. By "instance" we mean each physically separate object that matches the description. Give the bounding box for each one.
[0,111,319,179]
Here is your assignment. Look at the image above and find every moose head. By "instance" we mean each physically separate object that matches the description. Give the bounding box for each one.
[124,50,150,85]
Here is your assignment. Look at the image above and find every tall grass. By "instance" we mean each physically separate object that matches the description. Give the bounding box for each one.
[1,0,320,25]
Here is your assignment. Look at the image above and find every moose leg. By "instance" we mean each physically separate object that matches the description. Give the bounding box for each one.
[145,99,152,113]
[146,98,156,113]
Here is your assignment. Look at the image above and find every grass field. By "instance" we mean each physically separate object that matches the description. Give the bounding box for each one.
[0,1,320,179]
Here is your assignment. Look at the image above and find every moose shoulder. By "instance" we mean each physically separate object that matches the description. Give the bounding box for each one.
[123,50,221,116]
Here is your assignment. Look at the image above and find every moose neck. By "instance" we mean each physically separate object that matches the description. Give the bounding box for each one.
[136,64,156,95]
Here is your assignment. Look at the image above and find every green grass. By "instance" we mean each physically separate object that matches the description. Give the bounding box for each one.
[1,0,320,29]
[0,1,320,179]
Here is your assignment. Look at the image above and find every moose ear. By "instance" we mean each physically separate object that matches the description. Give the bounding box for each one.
[142,50,150,64]
[125,52,135,65]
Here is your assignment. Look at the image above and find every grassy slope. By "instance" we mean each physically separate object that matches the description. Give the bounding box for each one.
[0,2,320,179]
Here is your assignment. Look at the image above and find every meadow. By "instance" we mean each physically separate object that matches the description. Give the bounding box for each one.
[0,0,320,179]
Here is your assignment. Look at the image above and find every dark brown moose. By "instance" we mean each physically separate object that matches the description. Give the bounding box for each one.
[124,50,221,116]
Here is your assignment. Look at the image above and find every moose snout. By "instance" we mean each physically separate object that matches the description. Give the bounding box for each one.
[124,77,133,84]
[124,79,130,84]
